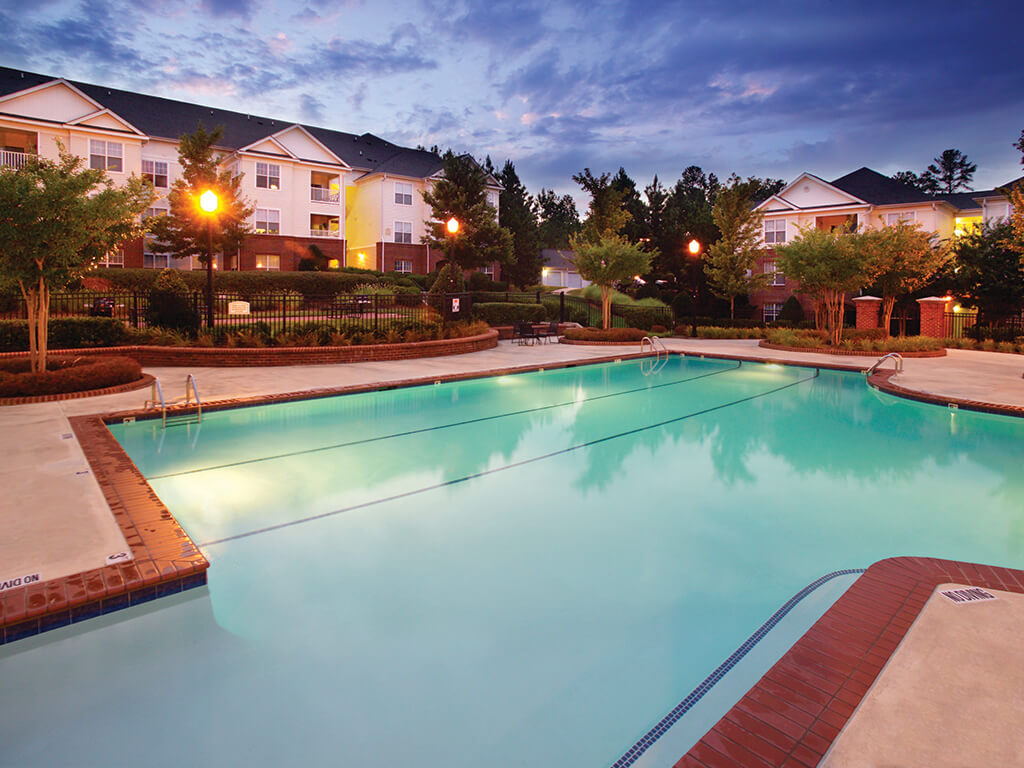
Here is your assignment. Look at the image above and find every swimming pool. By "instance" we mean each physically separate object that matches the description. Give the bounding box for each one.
[3,356,1023,767]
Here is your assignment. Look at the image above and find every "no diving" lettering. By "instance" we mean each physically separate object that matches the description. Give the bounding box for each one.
[0,572,41,593]
[940,587,997,604]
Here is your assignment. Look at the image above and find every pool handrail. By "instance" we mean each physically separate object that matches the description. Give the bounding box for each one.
[866,352,903,376]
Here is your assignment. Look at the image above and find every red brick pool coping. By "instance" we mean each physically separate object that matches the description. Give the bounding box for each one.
[675,556,1024,767]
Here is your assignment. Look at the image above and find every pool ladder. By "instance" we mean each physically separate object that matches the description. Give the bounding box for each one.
[145,374,202,428]
[640,335,668,375]
[865,352,903,377]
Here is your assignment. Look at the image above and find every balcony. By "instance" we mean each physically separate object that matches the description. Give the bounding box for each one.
[310,186,340,204]
[310,213,341,239]
[309,229,341,238]
[1,150,30,169]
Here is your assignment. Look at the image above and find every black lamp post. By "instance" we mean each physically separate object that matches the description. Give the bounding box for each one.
[199,189,219,330]
[688,238,701,338]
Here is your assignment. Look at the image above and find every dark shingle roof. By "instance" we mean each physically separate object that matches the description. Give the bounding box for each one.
[829,167,935,205]
[540,249,576,269]
[0,65,442,178]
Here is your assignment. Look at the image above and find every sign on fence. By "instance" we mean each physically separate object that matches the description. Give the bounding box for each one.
[451,298,460,314]
[227,301,250,316]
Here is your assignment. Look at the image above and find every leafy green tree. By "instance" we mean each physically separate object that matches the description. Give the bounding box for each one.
[536,189,581,249]
[1005,131,1024,257]
[775,224,874,346]
[920,149,977,194]
[952,220,1022,315]
[573,168,631,241]
[891,170,931,192]
[495,160,541,287]
[422,151,513,271]
[650,166,720,290]
[611,167,649,242]
[147,124,254,265]
[0,145,154,371]
[861,220,949,336]
[570,237,651,329]
[703,175,770,318]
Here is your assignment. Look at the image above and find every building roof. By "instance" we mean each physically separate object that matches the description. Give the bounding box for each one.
[0,65,443,178]
[829,167,935,205]
[541,249,577,269]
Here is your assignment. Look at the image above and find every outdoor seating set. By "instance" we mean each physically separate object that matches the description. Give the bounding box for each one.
[513,321,560,345]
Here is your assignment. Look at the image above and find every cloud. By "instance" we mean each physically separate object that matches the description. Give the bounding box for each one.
[198,0,259,19]
[299,92,325,123]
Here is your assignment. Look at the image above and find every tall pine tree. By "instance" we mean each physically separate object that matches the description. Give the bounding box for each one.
[495,160,541,287]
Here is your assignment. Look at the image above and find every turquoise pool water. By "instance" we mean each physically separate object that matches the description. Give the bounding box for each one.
[3,357,1024,767]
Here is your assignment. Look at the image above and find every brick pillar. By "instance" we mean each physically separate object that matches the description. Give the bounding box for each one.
[917,296,952,338]
[852,296,882,330]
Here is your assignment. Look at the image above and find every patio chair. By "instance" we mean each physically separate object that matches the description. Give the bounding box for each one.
[514,321,539,346]
[536,320,560,343]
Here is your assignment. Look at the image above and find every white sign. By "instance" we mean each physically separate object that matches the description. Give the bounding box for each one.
[0,572,41,593]
[451,298,460,313]
[228,300,251,316]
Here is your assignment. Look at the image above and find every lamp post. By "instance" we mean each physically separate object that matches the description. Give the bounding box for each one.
[688,238,701,338]
[199,189,219,330]
[445,216,459,323]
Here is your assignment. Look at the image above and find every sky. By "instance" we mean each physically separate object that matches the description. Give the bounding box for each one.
[2,0,1023,204]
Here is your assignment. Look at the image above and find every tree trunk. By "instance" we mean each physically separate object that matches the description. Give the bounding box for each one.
[601,285,611,330]
[729,295,735,320]
[19,281,40,373]
[881,295,896,339]
[38,278,49,372]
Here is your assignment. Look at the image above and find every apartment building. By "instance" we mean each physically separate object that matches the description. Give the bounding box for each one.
[750,167,1019,321]
[0,66,502,275]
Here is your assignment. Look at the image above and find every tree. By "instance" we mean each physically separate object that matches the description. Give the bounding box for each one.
[421,151,513,271]
[920,149,977,194]
[952,220,1023,315]
[1004,131,1024,258]
[650,166,720,289]
[891,171,931,192]
[610,167,649,243]
[861,220,949,336]
[573,168,631,240]
[495,160,541,287]
[569,236,651,329]
[703,176,769,318]
[536,189,581,249]
[0,146,153,372]
[147,124,254,266]
[775,224,874,346]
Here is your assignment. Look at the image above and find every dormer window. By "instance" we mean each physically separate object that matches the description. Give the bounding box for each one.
[89,140,122,172]
[256,162,280,190]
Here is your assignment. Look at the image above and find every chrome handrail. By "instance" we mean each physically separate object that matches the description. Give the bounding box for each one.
[185,373,202,423]
[144,377,167,428]
[866,352,903,376]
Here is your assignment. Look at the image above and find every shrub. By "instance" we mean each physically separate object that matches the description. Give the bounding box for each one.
[764,328,944,352]
[471,302,546,325]
[428,263,465,295]
[612,305,673,330]
[779,296,805,323]
[0,355,142,397]
[671,292,693,319]
[467,271,507,292]
[147,268,199,334]
[843,328,888,342]
[562,327,648,342]
[0,318,130,352]
[690,326,766,339]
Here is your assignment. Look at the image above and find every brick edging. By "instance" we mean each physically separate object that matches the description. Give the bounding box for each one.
[0,373,154,406]
[758,340,947,358]
[676,557,1024,767]
[0,414,209,644]
[868,369,1024,418]
[0,329,498,368]
[560,339,648,346]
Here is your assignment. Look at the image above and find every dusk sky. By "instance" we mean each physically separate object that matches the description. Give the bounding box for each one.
[2,0,1023,203]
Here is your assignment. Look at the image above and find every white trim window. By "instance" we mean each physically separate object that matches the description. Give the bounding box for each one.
[143,248,171,270]
[144,206,168,220]
[764,260,785,287]
[255,208,281,235]
[764,219,786,245]
[886,211,916,226]
[142,159,168,188]
[394,182,413,206]
[256,162,281,190]
[487,191,499,209]
[255,255,281,271]
[394,258,413,274]
[89,140,123,172]
[763,302,783,322]
[97,249,124,268]
[480,265,495,276]
[394,220,412,244]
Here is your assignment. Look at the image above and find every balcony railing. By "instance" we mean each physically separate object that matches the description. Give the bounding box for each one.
[1,150,31,169]
[310,187,340,203]
[309,229,341,238]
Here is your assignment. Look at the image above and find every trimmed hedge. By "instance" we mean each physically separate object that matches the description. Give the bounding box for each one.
[611,305,673,330]
[562,327,648,342]
[85,267,380,297]
[0,318,131,352]
[0,355,142,397]
[472,302,547,325]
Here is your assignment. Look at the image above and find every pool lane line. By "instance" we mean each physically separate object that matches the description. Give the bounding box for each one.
[198,368,819,548]
[147,359,744,480]
[609,566,866,768]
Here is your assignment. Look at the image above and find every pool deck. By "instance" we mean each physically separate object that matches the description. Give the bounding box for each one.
[3,337,1024,766]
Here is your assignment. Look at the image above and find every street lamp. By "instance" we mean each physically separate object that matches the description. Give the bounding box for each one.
[445,216,460,323]
[687,238,701,338]
[199,189,219,330]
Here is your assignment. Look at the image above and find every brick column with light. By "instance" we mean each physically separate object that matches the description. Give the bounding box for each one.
[917,296,952,338]
[852,296,882,330]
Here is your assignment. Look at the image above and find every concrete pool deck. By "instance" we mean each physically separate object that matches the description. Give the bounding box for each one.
[3,337,1024,766]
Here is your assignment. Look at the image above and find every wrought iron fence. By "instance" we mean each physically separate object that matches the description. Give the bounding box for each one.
[945,311,1023,341]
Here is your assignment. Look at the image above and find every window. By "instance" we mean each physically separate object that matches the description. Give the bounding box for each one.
[886,211,916,226]
[480,265,494,276]
[144,206,168,220]
[256,162,281,190]
[394,259,412,274]
[394,221,412,244]
[97,249,124,268]
[255,255,280,270]
[394,182,413,205]
[763,303,783,322]
[142,159,168,188]
[255,208,280,234]
[487,191,499,209]
[764,260,785,287]
[89,140,123,172]
[764,219,786,245]
[143,249,171,269]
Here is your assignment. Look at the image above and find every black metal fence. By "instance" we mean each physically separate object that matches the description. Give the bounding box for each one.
[945,311,1024,341]
[0,289,677,332]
